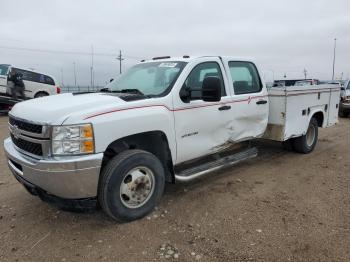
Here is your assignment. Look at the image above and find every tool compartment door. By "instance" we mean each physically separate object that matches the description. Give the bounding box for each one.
[327,86,341,126]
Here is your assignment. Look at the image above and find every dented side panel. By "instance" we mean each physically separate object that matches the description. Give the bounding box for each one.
[262,124,285,141]
[172,57,269,164]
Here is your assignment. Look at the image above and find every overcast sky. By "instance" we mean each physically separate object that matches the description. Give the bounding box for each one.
[1,0,349,87]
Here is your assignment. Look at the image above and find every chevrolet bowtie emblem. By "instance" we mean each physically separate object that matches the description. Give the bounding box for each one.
[12,125,21,139]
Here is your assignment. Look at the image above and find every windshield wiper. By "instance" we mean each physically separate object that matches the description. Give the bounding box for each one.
[111,89,144,95]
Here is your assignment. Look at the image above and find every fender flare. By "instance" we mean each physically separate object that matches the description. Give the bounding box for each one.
[307,110,325,129]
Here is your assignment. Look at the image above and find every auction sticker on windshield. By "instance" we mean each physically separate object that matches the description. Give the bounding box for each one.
[159,62,178,68]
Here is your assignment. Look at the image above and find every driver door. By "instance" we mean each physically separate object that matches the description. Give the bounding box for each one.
[173,59,234,164]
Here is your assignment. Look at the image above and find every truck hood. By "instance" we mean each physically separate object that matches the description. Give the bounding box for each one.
[10,93,127,124]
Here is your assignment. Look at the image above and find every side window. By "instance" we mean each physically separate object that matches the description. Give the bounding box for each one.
[13,69,55,85]
[14,69,35,82]
[43,75,55,85]
[30,72,41,82]
[228,61,262,95]
[12,68,23,77]
[181,62,225,102]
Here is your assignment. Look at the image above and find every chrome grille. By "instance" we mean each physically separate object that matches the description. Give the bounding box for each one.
[11,133,43,156]
[9,116,43,134]
[9,116,50,158]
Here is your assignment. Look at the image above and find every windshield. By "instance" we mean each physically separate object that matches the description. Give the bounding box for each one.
[0,64,9,76]
[105,61,187,96]
[347,81,350,90]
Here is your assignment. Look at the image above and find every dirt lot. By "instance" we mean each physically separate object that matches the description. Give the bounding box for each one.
[0,115,349,262]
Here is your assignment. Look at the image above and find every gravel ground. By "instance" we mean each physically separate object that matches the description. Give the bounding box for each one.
[0,115,349,262]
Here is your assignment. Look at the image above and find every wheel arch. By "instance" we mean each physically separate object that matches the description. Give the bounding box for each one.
[101,131,175,183]
[34,91,50,98]
[310,110,324,128]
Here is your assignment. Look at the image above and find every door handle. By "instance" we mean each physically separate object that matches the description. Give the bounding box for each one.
[256,100,267,105]
[218,105,231,111]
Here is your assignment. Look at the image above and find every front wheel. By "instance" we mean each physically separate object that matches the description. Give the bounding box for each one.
[98,150,165,222]
[293,117,318,154]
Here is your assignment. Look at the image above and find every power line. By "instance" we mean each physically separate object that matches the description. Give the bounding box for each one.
[0,45,143,60]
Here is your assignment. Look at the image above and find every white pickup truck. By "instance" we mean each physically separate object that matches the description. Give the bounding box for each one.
[4,56,340,222]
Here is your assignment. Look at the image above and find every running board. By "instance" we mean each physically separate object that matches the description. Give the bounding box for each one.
[175,147,258,182]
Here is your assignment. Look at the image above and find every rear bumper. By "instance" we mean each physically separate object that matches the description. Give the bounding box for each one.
[4,137,103,199]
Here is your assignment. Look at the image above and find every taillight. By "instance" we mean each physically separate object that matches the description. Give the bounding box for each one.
[56,86,61,94]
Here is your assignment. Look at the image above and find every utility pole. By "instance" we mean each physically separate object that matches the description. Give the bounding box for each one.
[332,38,337,81]
[73,62,77,89]
[90,45,94,92]
[60,68,64,87]
[116,50,124,74]
[303,68,307,79]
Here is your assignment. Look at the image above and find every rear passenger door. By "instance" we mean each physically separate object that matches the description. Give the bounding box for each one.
[222,60,269,140]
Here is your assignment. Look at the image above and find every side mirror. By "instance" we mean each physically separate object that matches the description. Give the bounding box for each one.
[341,87,345,91]
[202,77,222,102]
[109,78,114,83]
[179,87,191,103]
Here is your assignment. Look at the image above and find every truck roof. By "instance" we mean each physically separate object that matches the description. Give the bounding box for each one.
[140,56,255,63]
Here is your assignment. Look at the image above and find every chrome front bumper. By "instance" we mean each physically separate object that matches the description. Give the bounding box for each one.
[4,138,103,199]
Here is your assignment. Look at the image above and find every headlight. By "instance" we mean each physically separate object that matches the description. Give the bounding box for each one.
[51,124,95,155]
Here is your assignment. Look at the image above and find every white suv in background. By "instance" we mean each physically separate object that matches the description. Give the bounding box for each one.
[0,64,61,98]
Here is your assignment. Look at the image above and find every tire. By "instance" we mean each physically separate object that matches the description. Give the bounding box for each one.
[98,149,165,222]
[293,118,318,154]
[282,138,295,151]
[34,92,49,98]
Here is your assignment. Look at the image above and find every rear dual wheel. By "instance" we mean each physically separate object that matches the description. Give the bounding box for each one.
[292,117,318,154]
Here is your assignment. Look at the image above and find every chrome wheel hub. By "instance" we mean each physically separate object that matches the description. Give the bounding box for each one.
[306,124,316,147]
[120,166,155,209]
